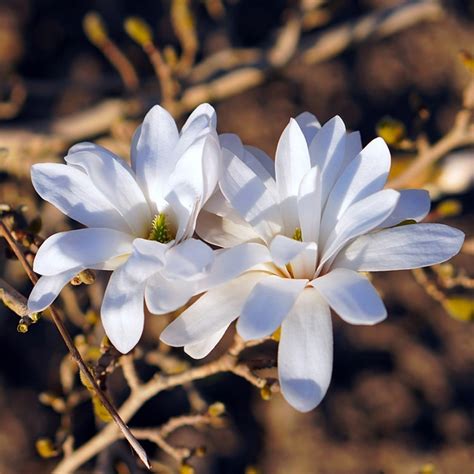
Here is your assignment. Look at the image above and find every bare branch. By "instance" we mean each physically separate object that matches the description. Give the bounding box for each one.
[0,219,151,470]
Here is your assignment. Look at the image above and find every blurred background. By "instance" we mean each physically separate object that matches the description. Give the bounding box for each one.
[0,0,473,473]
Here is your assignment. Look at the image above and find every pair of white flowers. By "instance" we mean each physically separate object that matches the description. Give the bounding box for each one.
[28,104,464,412]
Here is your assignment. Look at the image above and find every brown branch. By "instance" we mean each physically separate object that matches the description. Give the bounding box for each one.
[52,335,277,473]
[0,277,29,317]
[301,0,442,64]
[0,219,150,470]
[388,80,474,189]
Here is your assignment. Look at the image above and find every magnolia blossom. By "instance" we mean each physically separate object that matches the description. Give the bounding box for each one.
[161,113,465,412]
[28,104,220,353]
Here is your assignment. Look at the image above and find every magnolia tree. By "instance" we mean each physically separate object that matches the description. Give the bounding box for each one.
[1,102,458,472]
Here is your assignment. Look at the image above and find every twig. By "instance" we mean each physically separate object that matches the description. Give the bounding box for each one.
[0,219,151,470]
[0,277,29,317]
[301,0,442,64]
[388,80,474,188]
[53,335,277,473]
[121,354,142,392]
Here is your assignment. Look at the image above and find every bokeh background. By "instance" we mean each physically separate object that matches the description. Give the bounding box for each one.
[0,0,473,473]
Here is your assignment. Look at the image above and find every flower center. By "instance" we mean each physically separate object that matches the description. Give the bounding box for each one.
[292,227,302,242]
[148,213,174,243]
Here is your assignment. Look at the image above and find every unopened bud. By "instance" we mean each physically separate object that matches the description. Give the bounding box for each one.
[376,116,406,145]
[435,199,462,218]
[124,17,153,47]
[36,438,58,458]
[208,402,225,417]
[180,464,195,474]
[260,384,272,401]
[83,12,108,46]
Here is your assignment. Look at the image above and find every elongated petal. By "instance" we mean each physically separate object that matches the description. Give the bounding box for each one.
[308,116,346,204]
[101,240,166,353]
[269,235,316,267]
[131,105,179,206]
[145,274,197,314]
[333,224,465,271]
[237,276,307,340]
[245,145,275,179]
[202,242,271,289]
[164,238,214,280]
[220,148,283,243]
[311,268,387,325]
[320,137,391,244]
[295,111,321,144]
[165,181,200,242]
[275,118,311,232]
[31,164,129,232]
[33,229,134,276]
[160,272,267,347]
[195,210,261,248]
[379,189,431,228]
[278,288,333,412]
[65,150,151,236]
[343,131,362,165]
[168,134,220,211]
[320,189,399,269]
[297,166,322,242]
[101,272,146,354]
[28,267,82,313]
[184,325,229,359]
[176,103,217,157]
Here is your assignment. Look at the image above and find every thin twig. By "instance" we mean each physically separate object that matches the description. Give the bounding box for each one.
[53,335,276,473]
[0,219,151,470]
[0,277,29,317]
[388,80,474,188]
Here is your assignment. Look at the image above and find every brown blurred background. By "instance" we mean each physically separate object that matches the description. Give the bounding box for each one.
[0,0,473,473]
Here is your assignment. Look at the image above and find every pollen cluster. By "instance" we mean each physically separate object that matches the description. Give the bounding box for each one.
[148,213,173,243]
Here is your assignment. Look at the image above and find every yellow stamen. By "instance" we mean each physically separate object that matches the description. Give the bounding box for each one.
[148,213,173,243]
[292,227,302,241]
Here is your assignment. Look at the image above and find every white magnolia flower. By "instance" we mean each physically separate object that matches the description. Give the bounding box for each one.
[160,113,465,412]
[28,103,221,353]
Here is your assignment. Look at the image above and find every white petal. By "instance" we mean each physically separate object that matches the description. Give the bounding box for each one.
[202,242,271,289]
[100,240,166,353]
[177,103,217,157]
[269,235,316,267]
[297,166,322,242]
[145,274,197,314]
[195,210,260,248]
[31,164,129,232]
[275,118,311,232]
[65,149,151,236]
[160,272,267,347]
[244,145,275,179]
[220,148,283,243]
[101,272,146,354]
[168,134,220,209]
[311,268,387,325]
[184,325,229,359]
[320,137,390,244]
[379,189,431,228]
[344,131,362,163]
[164,239,214,280]
[33,229,134,276]
[308,115,347,204]
[333,223,465,271]
[131,105,179,206]
[237,276,307,340]
[295,111,321,145]
[319,189,400,269]
[278,288,333,412]
[28,266,82,313]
